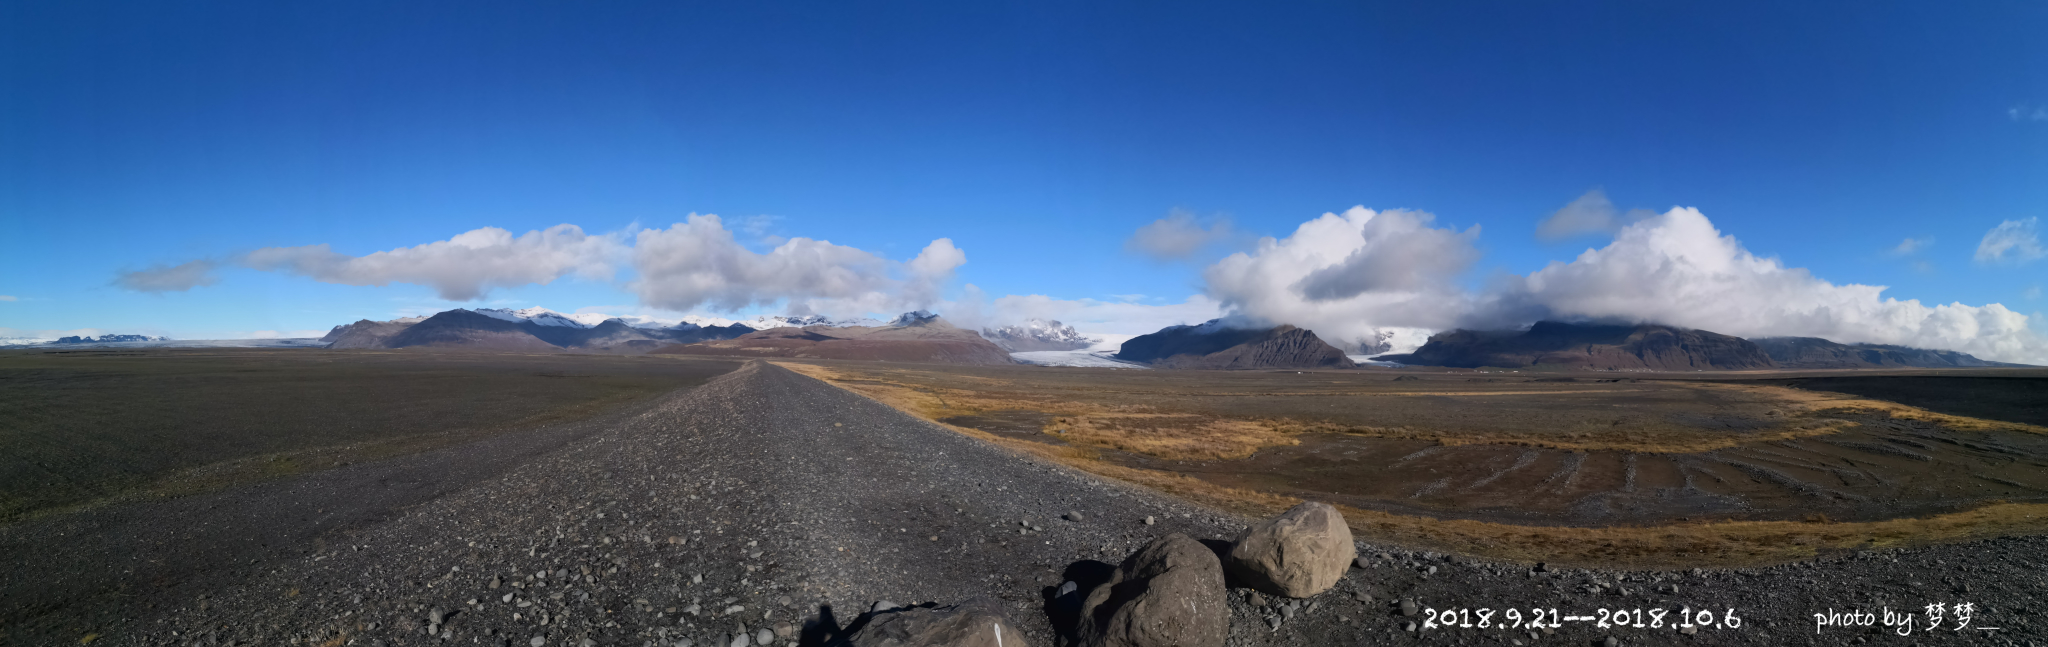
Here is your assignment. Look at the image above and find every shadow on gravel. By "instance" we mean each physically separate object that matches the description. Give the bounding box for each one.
[797,604,843,646]
[1042,560,1116,644]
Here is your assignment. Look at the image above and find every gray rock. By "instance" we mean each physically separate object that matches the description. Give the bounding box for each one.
[677,639,694,647]
[872,600,898,613]
[1602,637,1620,647]
[1143,516,1155,525]
[1057,581,1078,597]
[1399,600,1418,616]
[728,632,749,647]
[1352,556,1369,569]
[1065,511,1084,522]
[1226,502,1356,598]
[1076,533,1228,647]
[755,628,774,645]
[429,608,445,625]
[531,638,546,647]
[837,598,1032,647]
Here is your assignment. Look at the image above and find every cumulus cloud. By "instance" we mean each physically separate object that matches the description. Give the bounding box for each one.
[1201,206,1480,352]
[243,225,623,301]
[629,214,962,315]
[1535,189,1655,240]
[114,260,220,293]
[1198,202,2048,363]
[1975,217,2044,265]
[1126,210,1234,260]
[1475,208,2048,363]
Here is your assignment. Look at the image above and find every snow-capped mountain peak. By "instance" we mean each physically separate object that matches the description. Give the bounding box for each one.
[474,307,593,328]
[980,318,1095,352]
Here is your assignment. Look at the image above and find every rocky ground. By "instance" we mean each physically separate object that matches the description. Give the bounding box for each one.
[5,361,2044,646]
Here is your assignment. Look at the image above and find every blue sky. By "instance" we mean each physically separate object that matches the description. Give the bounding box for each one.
[2,1,2044,357]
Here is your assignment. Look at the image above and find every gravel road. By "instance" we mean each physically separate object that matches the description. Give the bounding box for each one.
[8,361,2045,646]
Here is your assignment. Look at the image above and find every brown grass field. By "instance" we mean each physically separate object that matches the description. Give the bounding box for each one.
[774,360,2048,568]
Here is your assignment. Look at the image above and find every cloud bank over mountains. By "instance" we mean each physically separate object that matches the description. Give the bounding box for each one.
[1206,205,2047,363]
[110,202,2048,363]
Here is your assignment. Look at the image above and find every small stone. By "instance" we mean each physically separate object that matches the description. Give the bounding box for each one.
[530,638,546,647]
[754,628,774,645]
[728,632,748,647]
[724,605,745,616]
[1603,637,1621,647]
[1376,552,1392,561]
[1403,621,1417,632]
[1679,625,1697,635]
[580,639,596,647]
[1144,516,1156,525]
[1426,565,1437,575]
[1399,600,1418,616]
[676,639,694,647]
[429,609,445,625]
[1057,581,1078,597]
[692,574,703,584]
[1280,605,1296,619]
[1064,511,1084,522]
[871,600,897,613]
[1352,590,1373,603]
[1248,592,1268,607]
[1352,556,1369,569]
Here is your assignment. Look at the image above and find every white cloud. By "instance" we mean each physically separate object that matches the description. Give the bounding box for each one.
[1477,208,2048,364]
[1201,206,1480,352]
[629,214,961,316]
[1888,237,1932,256]
[243,225,624,301]
[2024,285,2041,300]
[1126,210,1234,260]
[2010,105,2048,122]
[1195,203,2048,363]
[1975,217,2044,265]
[114,260,220,292]
[1535,189,1655,240]
[0,295,16,302]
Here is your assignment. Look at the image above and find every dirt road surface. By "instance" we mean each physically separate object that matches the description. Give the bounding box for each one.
[4,362,2043,646]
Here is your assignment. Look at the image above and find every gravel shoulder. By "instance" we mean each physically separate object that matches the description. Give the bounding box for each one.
[10,361,2044,646]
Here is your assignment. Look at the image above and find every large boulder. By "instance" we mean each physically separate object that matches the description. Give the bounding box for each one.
[1226,502,1356,598]
[834,598,1033,647]
[1076,533,1229,647]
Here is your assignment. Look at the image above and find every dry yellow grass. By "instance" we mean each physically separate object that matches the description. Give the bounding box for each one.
[777,360,2048,568]
[1741,382,2048,434]
[1279,416,1860,454]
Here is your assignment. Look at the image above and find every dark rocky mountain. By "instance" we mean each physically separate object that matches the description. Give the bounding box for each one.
[321,318,422,349]
[1376,321,1776,370]
[655,314,1014,365]
[1751,337,2027,369]
[1114,321,1356,370]
[319,309,754,352]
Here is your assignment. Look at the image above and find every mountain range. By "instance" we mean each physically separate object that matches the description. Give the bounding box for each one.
[304,305,2025,371]
[653,311,1013,365]
[1374,321,2025,370]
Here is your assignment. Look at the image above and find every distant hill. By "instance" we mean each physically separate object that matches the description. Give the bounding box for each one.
[1114,320,1355,370]
[1375,321,1775,370]
[654,312,1013,365]
[319,309,756,352]
[1751,336,2028,369]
